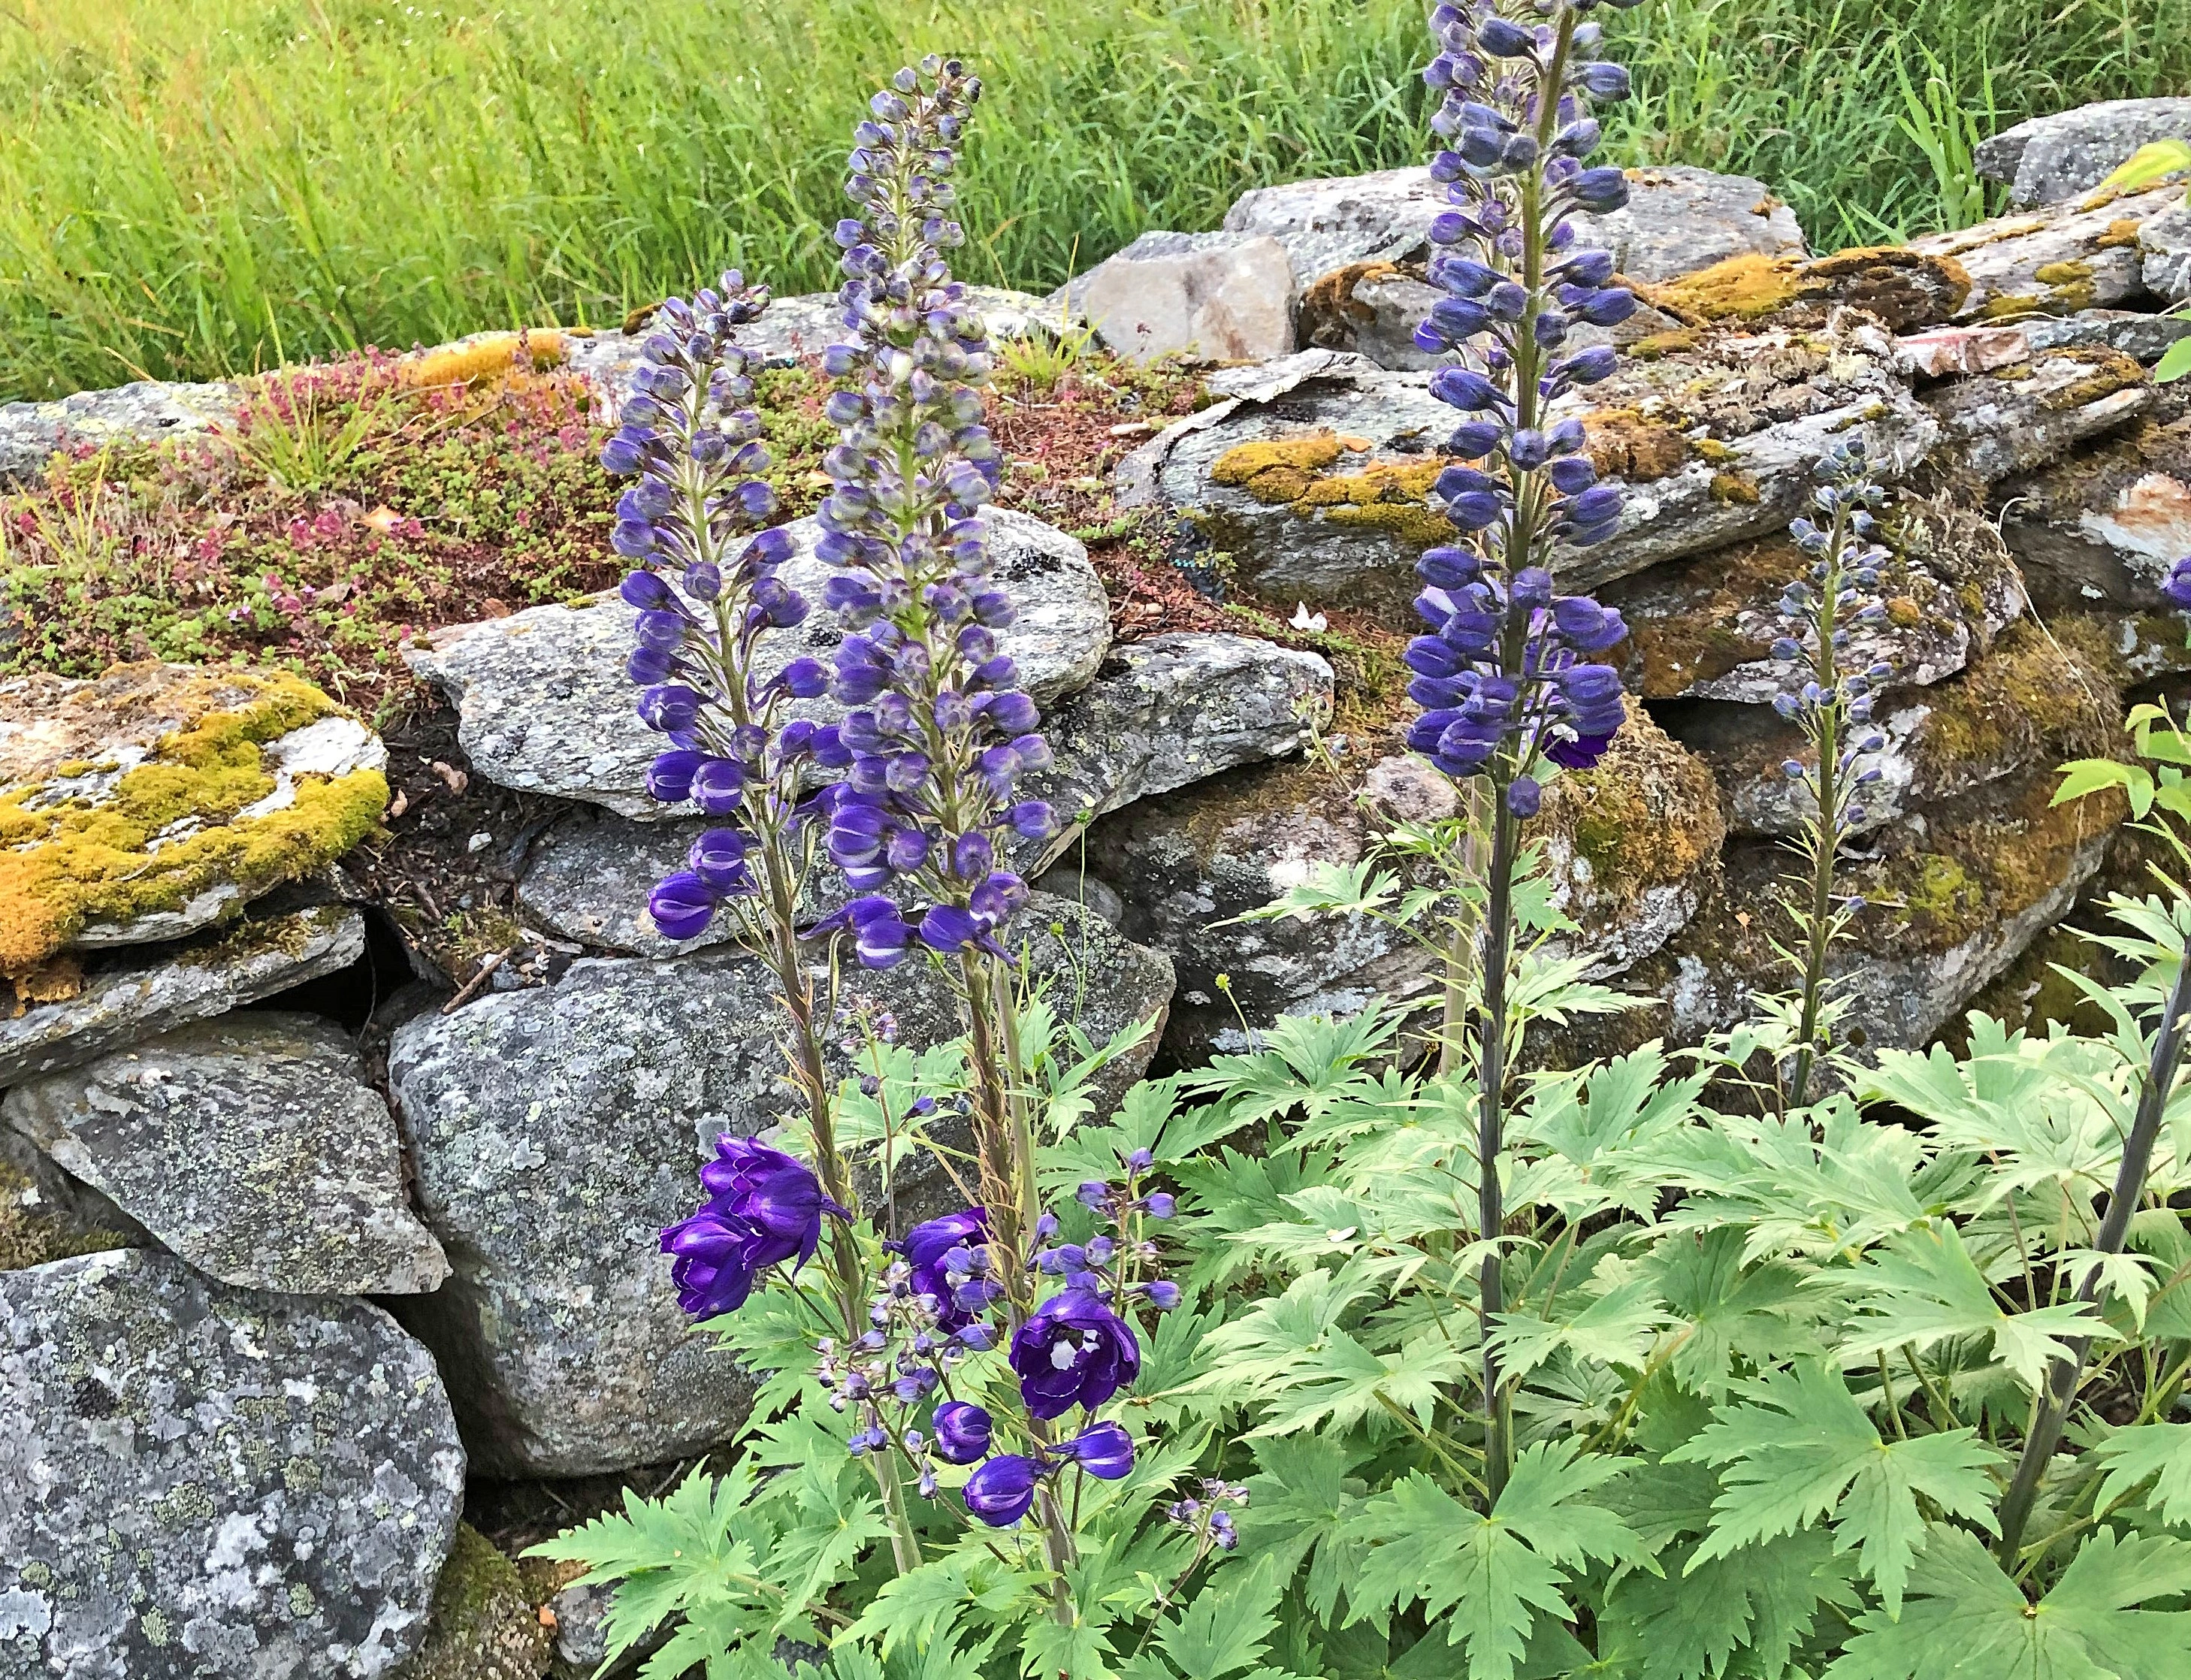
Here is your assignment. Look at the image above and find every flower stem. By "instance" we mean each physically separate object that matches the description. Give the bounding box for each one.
[1996,944,2191,1564]
[1787,498,1852,1110]
[1476,792,1519,1504]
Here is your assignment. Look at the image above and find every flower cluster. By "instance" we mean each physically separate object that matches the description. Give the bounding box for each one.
[1768,442,1895,835]
[1404,0,1646,810]
[2164,555,2191,610]
[660,1136,846,1318]
[596,273,847,944]
[808,56,1058,968]
[1166,1478,1251,1554]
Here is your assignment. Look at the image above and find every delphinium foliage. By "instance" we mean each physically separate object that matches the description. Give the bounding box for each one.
[542,28,2191,1680]
[1757,441,1895,1108]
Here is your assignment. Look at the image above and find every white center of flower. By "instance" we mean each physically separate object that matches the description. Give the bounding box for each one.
[1050,1342,1077,1370]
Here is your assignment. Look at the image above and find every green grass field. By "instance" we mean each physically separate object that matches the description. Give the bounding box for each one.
[2,0,2187,403]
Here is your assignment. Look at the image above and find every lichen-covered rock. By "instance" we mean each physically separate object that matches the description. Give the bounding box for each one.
[0,663,388,972]
[1677,619,2123,836]
[1566,768,2120,1061]
[518,632,1331,956]
[394,1527,552,1680]
[2,1012,448,1298]
[0,1155,132,1273]
[406,508,1110,818]
[1605,503,2026,705]
[385,893,1170,1476]
[1117,319,1935,621]
[2140,199,2191,305]
[1060,231,1297,363]
[0,379,239,487]
[1530,705,1727,977]
[0,902,364,1086]
[1906,310,2191,378]
[1976,98,2191,210]
[1908,182,2185,322]
[1298,261,1694,372]
[0,1249,464,1678]
[1998,416,2191,612]
[1080,712,1717,1059]
[1221,162,1806,291]
[1923,343,2151,481]
[1653,246,1974,335]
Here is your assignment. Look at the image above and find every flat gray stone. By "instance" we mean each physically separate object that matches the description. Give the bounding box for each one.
[1061,231,1297,363]
[1117,319,1936,619]
[2,1014,447,1298]
[385,892,1171,1477]
[1999,416,2191,613]
[405,507,1111,817]
[1222,162,1806,288]
[1976,98,2191,208]
[516,631,1333,957]
[563,286,1054,415]
[1924,344,2152,482]
[0,380,237,486]
[2142,200,2191,304]
[1910,182,2186,321]
[0,905,365,1087]
[0,1249,464,1679]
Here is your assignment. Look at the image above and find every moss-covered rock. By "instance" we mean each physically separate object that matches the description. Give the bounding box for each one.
[0,662,388,973]
[1652,246,1972,334]
[396,1526,552,1680]
[0,1155,132,1272]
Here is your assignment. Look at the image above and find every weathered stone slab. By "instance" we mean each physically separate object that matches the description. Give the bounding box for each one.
[1908,182,2184,321]
[562,286,1053,415]
[1977,98,2191,209]
[1672,621,2121,836]
[0,379,237,486]
[1999,417,2191,612]
[1923,344,2151,481]
[1606,504,2027,706]
[2,1013,447,1298]
[0,1249,464,1678]
[385,893,1171,1476]
[1222,162,1806,289]
[406,508,1110,818]
[1117,319,1936,620]
[518,631,1332,956]
[0,903,364,1087]
[1,663,387,968]
[1062,231,1297,363]
[2142,200,2191,304]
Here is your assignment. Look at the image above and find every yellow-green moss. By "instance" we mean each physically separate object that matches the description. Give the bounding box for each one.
[394,1525,551,1680]
[1208,434,1345,502]
[0,669,387,973]
[1885,597,1924,628]
[1626,329,1701,361]
[2033,260,2093,287]
[1708,472,1761,506]
[2099,219,2147,250]
[1913,620,2120,778]
[0,1159,131,1272]
[2041,346,2147,412]
[1583,408,1692,481]
[1527,703,1724,914]
[1656,252,1808,322]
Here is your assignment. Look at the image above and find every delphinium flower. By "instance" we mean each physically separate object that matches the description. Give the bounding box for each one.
[1407,0,1645,1501]
[1766,440,1894,1107]
[1167,1478,1252,1556]
[660,1136,847,1317]
[2165,555,2191,612]
[610,276,920,1572]
[806,56,1062,1326]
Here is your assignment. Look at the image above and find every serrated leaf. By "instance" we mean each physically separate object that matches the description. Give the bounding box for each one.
[1825,1524,2191,1678]
[1341,1445,1647,1680]
[1598,1527,1854,1680]
[2090,1422,2191,1529]
[1152,1555,1284,1679]
[1239,1434,1374,1624]
[1644,1228,1812,1395]
[1841,1223,2105,1392]
[1669,1363,2004,1615]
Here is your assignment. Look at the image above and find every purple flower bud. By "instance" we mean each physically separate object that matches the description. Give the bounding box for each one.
[648,872,716,941]
[1144,1192,1175,1219]
[646,749,704,803]
[931,1401,994,1464]
[1058,1422,1135,1481]
[1570,166,1630,213]
[963,1455,1040,1527]
[1145,1280,1181,1310]
[1430,367,1507,412]
[637,684,704,733]
[1506,775,1542,817]
[691,757,746,816]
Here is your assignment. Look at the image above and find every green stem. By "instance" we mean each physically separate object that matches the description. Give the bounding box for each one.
[1787,500,1853,1111]
[1476,794,1519,1503]
[1996,946,2191,1566]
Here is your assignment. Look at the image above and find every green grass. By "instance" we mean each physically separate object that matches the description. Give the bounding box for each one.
[2,0,2187,403]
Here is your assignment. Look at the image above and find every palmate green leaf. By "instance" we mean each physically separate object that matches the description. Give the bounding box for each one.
[1342,1445,1650,1680]
[766,1457,897,1633]
[1240,1434,1376,1624]
[1020,1614,1121,1680]
[1184,1008,1408,1129]
[1151,1555,1287,1679]
[1490,1273,1668,1383]
[2090,1422,2191,1528]
[1825,1524,2191,1679]
[1668,1363,2005,1615]
[1840,1222,2105,1391]
[1597,1527,1855,1680]
[1644,1228,1814,1396]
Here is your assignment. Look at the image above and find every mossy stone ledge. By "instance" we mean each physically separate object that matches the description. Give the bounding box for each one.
[0,661,388,974]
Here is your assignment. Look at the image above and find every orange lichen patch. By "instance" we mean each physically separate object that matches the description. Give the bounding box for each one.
[1209,433,1347,503]
[395,331,568,391]
[0,665,387,974]
[3,954,82,1018]
[1582,408,1692,481]
[1709,472,1762,505]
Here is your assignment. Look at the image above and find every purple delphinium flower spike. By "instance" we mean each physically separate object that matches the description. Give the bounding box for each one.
[805,56,1057,968]
[599,272,845,946]
[1407,0,1651,802]
[660,1135,848,1318]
